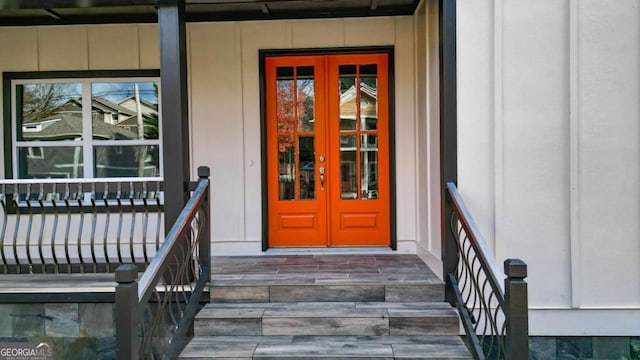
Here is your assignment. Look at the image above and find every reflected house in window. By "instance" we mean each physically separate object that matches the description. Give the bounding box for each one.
[20,95,159,178]
[339,82,378,131]
[117,96,160,139]
[54,96,159,137]
[339,82,379,199]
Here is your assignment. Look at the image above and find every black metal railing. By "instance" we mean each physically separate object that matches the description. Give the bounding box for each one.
[0,177,164,274]
[115,166,211,359]
[445,182,529,360]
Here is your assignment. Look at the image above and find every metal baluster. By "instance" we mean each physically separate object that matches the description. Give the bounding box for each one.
[129,181,137,266]
[155,180,162,251]
[77,183,86,273]
[36,183,46,273]
[24,184,34,274]
[0,185,8,274]
[142,181,150,265]
[63,183,72,273]
[102,182,112,272]
[50,183,60,274]
[116,182,124,265]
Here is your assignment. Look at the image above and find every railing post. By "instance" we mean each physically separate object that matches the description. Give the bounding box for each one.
[197,166,211,290]
[442,186,459,305]
[439,0,458,305]
[116,264,140,360]
[504,259,529,360]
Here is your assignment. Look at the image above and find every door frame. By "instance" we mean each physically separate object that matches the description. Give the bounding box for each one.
[259,46,397,251]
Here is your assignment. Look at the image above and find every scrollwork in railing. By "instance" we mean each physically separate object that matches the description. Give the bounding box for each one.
[116,166,211,360]
[445,182,528,360]
[449,214,506,359]
[0,178,164,274]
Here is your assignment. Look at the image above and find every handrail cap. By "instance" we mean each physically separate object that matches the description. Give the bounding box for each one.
[504,259,527,279]
[198,166,210,179]
[115,264,139,283]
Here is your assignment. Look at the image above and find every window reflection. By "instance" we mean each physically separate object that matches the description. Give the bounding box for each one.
[14,79,161,179]
[278,135,295,200]
[299,137,315,200]
[91,82,159,140]
[297,67,315,133]
[18,146,83,179]
[94,145,160,177]
[340,135,357,199]
[276,66,317,201]
[359,65,378,131]
[17,83,83,141]
[360,134,378,199]
[337,64,379,200]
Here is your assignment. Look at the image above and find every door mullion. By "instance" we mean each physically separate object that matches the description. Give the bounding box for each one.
[323,55,332,247]
[293,67,299,201]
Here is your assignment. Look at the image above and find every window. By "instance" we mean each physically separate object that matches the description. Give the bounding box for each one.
[8,72,161,179]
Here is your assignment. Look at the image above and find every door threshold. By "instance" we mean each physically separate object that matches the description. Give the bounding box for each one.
[265,247,396,255]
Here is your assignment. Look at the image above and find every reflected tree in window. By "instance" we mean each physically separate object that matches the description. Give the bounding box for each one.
[21,83,80,123]
[276,67,313,200]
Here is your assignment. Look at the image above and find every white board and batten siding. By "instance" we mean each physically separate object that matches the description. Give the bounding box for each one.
[414,0,443,278]
[0,18,431,257]
[457,0,640,335]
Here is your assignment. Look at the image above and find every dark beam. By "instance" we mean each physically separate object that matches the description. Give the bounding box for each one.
[0,0,157,9]
[159,0,190,232]
[0,14,159,26]
[439,0,458,303]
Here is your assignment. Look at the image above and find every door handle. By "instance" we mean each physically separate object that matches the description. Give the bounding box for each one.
[319,166,325,191]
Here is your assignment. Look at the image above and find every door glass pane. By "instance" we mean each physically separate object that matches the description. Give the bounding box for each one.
[360,64,378,131]
[278,135,295,200]
[17,83,83,142]
[360,134,378,199]
[94,145,160,177]
[297,67,315,133]
[91,82,159,140]
[339,65,357,131]
[276,67,295,134]
[340,135,357,199]
[298,136,315,200]
[17,146,83,178]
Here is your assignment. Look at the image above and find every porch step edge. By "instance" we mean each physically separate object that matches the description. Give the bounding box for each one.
[194,302,460,337]
[178,335,472,359]
[210,284,445,303]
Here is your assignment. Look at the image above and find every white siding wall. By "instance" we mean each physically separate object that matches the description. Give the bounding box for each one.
[414,0,443,274]
[0,17,425,256]
[458,0,640,335]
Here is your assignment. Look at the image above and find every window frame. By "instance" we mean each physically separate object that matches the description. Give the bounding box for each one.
[3,70,161,180]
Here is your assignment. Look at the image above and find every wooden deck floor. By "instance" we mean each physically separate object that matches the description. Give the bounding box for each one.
[211,254,442,286]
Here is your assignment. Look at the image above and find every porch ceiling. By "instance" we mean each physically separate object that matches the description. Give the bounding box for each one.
[0,0,419,26]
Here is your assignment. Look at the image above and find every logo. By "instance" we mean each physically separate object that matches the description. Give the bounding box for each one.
[0,342,54,360]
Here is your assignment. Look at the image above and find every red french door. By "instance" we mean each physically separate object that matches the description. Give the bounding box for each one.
[266,53,390,247]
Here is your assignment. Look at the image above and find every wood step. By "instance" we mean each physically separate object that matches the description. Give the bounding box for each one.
[210,255,445,303]
[178,335,473,359]
[211,284,444,303]
[194,302,460,337]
